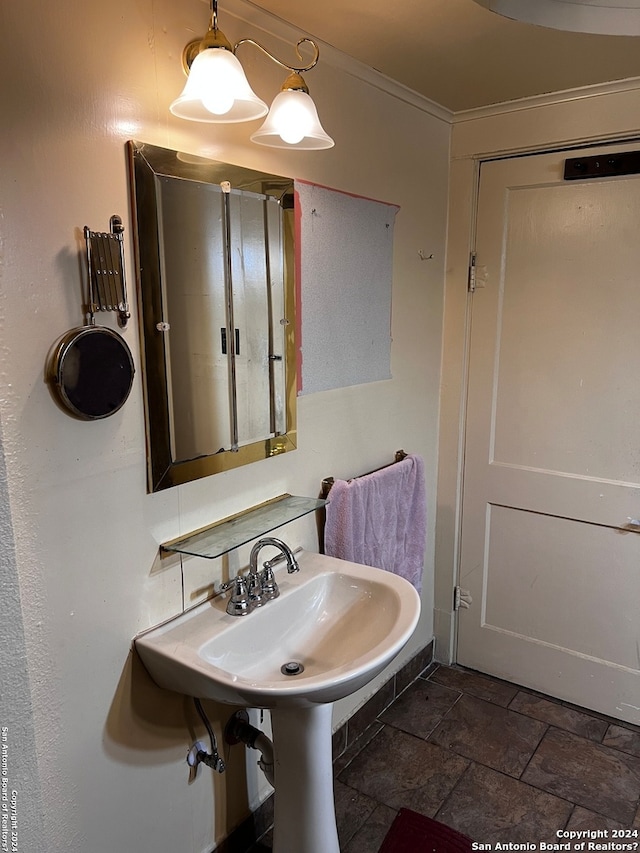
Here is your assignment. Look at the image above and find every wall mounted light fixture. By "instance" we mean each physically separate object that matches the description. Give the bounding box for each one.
[170,0,334,150]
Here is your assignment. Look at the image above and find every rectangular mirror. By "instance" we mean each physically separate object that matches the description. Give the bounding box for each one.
[128,141,297,492]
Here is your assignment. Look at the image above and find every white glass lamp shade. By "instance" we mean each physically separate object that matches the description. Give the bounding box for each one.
[170,48,268,123]
[250,90,334,150]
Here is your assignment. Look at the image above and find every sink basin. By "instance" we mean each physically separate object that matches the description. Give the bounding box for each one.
[135,549,421,708]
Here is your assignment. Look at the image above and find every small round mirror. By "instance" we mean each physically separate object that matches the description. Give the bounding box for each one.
[48,326,135,420]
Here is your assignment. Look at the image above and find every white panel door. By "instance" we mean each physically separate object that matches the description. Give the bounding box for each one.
[457,142,640,724]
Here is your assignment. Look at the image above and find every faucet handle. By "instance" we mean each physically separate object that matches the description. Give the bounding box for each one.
[259,565,280,601]
[247,571,264,608]
[288,552,300,573]
[220,574,252,616]
[219,575,241,593]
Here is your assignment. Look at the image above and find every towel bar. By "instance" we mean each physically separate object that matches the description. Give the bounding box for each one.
[321,449,408,498]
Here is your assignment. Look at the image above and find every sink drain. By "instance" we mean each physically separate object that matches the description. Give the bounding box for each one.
[281,661,305,676]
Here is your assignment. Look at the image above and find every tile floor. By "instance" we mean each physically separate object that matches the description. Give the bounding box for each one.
[253,664,640,851]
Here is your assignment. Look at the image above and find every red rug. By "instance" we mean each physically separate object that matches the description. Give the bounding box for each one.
[379,808,474,853]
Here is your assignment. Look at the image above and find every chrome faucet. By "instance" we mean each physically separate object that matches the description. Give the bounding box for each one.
[221,538,299,616]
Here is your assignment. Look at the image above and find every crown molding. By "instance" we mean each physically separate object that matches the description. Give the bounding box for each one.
[219,0,454,124]
[452,75,640,124]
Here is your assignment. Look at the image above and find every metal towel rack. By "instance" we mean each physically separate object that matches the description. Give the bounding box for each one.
[321,449,408,499]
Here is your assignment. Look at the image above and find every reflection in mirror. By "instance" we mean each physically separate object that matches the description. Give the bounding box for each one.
[128,141,297,492]
[159,175,288,458]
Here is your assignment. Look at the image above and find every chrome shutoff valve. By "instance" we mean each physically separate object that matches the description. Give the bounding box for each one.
[187,741,226,773]
[198,750,226,773]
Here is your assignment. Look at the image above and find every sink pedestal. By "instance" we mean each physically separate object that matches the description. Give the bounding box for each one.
[270,704,340,853]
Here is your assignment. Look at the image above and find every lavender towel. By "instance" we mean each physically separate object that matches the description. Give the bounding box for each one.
[324,454,426,591]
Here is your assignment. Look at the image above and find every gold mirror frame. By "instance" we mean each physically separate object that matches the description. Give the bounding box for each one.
[127,141,297,492]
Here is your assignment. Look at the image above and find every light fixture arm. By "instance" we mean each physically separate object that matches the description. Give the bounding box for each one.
[233,37,320,75]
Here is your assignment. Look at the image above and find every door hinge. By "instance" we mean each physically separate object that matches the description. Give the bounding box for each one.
[468,253,477,293]
[454,586,473,611]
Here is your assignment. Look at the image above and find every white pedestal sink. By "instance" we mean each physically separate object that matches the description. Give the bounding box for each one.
[135,550,421,853]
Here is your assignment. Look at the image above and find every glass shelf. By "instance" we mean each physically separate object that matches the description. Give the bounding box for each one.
[161,494,327,560]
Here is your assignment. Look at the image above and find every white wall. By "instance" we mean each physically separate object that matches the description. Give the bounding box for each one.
[0,1,450,850]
